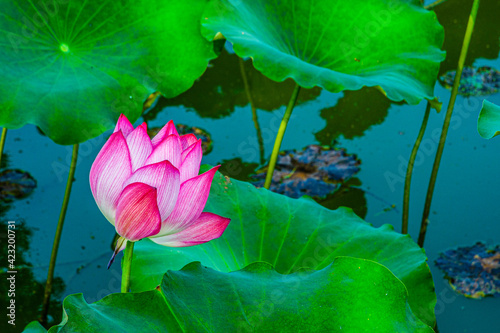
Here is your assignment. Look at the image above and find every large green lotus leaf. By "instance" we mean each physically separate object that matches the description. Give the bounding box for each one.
[201,0,445,104]
[0,1,216,145]
[30,259,432,332]
[131,169,436,327]
[478,100,500,139]
[46,290,180,333]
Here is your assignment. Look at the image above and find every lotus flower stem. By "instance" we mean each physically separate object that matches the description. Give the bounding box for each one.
[264,84,301,189]
[239,57,265,165]
[402,102,431,234]
[121,241,134,293]
[418,0,480,247]
[40,144,79,325]
[0,128,7,168]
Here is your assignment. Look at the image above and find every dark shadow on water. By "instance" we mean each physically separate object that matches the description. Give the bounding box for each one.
[143,48,322,121]
[219,158,260,182]
[434,0,500,76]
[315,87,394,144]
[0,202,64,331]
[315,178,368,220]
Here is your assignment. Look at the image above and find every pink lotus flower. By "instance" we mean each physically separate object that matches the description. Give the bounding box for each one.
[90,115,230,266]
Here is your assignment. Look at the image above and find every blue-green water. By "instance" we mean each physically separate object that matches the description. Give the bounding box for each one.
[2,0,500,331]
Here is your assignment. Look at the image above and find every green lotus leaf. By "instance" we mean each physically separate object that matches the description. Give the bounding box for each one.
[201,0,445,104]
[22,321,47,333]
[131,169,436,327]
[478,100,500,139]
[0,0,216,144]
[27,259,432,332]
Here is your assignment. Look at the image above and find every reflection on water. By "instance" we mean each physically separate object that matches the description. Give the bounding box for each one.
[315,87,394,143]
[0,203,63,331]
[144,49,322,121]
[434,0,500,75]
[219,158,260,182]
[316,178,368,219]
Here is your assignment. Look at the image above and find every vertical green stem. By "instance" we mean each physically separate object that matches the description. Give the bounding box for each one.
[0,128,7,168]
[402,102,432,234]
[418,0,480,247]
[264,84,301,189]
[121,241,135,293]
[239,57,265,164]
[40,144,79,325]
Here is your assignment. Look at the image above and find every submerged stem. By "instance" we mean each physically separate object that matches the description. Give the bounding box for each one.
[264,84,301,189]
[402,102,432,234]
[40,144,79,325]
[121,241,135,293]
[0,128,7,168]
[418,0,480,247]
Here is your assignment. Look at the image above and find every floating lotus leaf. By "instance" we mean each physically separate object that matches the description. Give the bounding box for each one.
[147,124,213,155]
[252,145,360,199]
[22,321,47,333]
[202,0,445,104]
[478,100,500,139]
[131,169,437,326]
[25,259,433,332]
[439,66,500,97]
[435,242,500,299]
[0,169,36,201]
[0,0,217,144]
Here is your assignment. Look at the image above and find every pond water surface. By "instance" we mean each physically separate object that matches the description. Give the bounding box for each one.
[1,0,500,332]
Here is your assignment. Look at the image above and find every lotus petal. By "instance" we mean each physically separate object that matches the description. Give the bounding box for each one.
[125,123,153,172]
[179,133,199,150]
[155,166,219,236]
[90,131,132,224]
[151,120,179,148]
[151,212,230,247]
[113,114,134,138]
[125,161,180,221]
[115,182,162,241]
[145,134,182,168]
[179,140,203,183]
